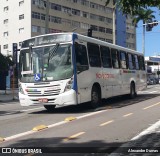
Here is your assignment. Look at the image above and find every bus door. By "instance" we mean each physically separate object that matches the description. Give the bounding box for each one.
[74,41,90,104]
[110,49,122,96]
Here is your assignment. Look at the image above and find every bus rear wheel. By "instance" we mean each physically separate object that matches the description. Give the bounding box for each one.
[44,105,56,112]
[91,85,101,109]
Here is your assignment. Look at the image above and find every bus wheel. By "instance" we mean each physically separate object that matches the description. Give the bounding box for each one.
[91,85,101,109]
[130,83,136,99]
[44,105,56,112]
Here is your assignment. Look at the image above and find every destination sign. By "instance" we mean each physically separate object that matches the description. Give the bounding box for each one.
[21,34,72,48]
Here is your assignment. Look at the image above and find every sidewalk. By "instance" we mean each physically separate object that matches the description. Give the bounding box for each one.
[0,88,19,102]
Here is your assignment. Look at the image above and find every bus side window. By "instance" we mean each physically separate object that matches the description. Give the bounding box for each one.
[139,56,145,70]
[134,55,140,70]
[75,42,89,72]
[111,48,120,69]
[120,51,127,69]
[132,54,136,69]
[128,53,134,70]
[100,46,112,68]
[87,43,101,67]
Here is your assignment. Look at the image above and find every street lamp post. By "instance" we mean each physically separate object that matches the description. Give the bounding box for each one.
[142,21,146,56]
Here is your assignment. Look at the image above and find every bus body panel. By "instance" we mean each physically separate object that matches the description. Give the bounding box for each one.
[19,32,147,108]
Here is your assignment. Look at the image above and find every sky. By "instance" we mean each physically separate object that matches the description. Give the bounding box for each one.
[136,8,160,57]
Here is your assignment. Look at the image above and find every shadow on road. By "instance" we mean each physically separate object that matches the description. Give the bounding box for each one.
[0,110,22,116]
[1,132,159,156]
[29,94,160,115]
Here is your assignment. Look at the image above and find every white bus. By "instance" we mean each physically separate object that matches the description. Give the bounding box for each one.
[19,33,146,111]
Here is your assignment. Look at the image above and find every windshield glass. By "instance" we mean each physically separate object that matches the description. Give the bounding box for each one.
[19,44,73,83]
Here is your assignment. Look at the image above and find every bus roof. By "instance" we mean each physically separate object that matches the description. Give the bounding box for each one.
[21,32,143,56]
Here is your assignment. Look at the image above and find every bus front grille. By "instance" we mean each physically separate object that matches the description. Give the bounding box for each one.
[26,84,61,97]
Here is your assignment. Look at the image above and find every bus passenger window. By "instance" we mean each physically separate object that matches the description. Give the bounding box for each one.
[87,43,101,67]
[111,49,120,68]
[139,56,145,70]
[100,46,112,68]
[128,53,134,70]
[120,51,127,69]
[134,55,139,70]
[75,43,89,72]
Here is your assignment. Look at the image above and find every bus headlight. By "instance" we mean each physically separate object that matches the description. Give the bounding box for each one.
[19,84,25,94]
[64,78,73,92]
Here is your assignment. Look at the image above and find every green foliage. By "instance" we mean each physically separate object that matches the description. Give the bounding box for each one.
[132,9,155,26]
[0,53,14,72]
[106,0,160,25]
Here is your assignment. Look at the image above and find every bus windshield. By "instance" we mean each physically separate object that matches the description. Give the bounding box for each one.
[19,44,73,83]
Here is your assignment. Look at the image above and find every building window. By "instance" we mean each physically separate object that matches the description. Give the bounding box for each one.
[90,25,98,31]
[99,27,105,33]
[19,28,24,34]
[3,32,8,37]
[62,19,71,26]
[72,21,80,27]
[51,3,61,11]
[19,14,24,20]
[41,14,46,20]
[106,17,112,23]
[99,16,105,22]
[73,0,78,3]
[80,23,89,29]
[4,19,8,24]
[32,25,41,33]
[3,44,8,49]
[49,16,61,24]
[4,6,9,12]
[32,12,40,19]
[81,0,89,6]
[19,0,24,6]
[90,14,98,20]
[72,9,80,16]
[81,11,89,18]
[62,6,71,14]
[106,28,112,34]
[105,7,112,13]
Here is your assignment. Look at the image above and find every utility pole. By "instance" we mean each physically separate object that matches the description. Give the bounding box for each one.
[45,0,49,34]
[112,2,116,44]
[143,20,159,56]
[142,21,145,56]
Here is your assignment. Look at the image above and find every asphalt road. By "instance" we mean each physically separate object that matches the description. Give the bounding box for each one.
[0,85,160,155]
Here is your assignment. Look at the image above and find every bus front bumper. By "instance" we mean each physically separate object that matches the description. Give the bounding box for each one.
[19,90,77,107]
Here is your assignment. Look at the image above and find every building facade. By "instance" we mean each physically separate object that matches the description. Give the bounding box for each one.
[0,0,136,56]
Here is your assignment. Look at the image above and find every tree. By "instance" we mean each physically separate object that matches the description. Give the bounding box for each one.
[132,9,155,27]
[0,53,13,73]
[106,0,160,25]
[106,0,160,16]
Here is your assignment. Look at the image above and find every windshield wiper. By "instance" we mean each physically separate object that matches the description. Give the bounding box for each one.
[48,43,60,67]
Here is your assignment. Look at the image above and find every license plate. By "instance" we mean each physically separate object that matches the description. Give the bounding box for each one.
[38,98,48,103]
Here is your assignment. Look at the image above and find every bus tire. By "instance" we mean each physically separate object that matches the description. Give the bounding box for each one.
[44,105,56,112]
[90,85,101,109]
[130,82,136,99]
